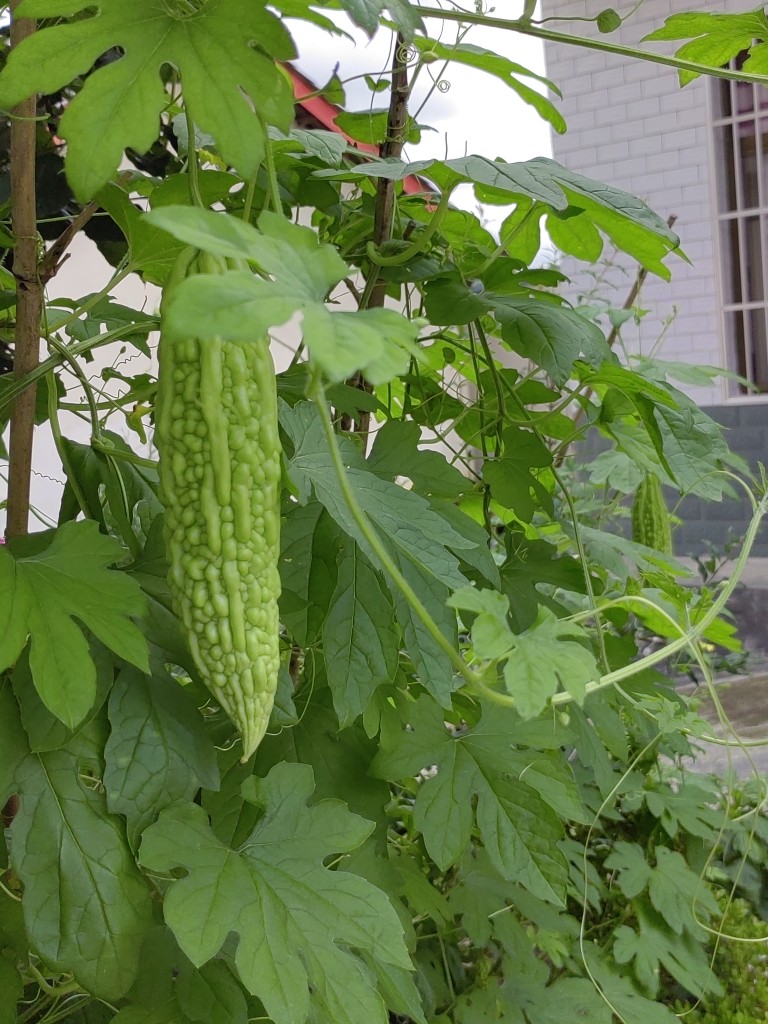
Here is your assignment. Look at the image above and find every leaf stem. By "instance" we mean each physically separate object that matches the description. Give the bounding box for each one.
[549,487,768,705]
[410,5,768,87]
[46,369,92,519]
[365,188,450,266]
[5,0,41,539]
[310,371,478,690]
[46,262,133,333]
[0,321,157,417]
[184,105,205,208]
[260,115,282,216]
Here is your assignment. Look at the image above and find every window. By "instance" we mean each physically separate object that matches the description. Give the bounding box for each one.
[712,56,768,395]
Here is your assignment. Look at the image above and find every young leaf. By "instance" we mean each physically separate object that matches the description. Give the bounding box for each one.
[0,685,152,1000]
[139,762,413,1024]
[104,668,220,850]
[322,538,400,726]
[0,0,296,200]
[0,521,149,730]
[644,9,768,85]
[502,608,598,718]
[373,697,568,904]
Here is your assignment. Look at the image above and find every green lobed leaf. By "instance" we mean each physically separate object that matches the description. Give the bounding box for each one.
[0,521,149,730]
[279,501,342,648]
[413,38,565,133]
[500,531,589,633]
[282,403,474,591]
[0,681,27,804]
[373,697,568,903]
[139,762,413,1024]
[1,0,296,200]
[644,10,768,85]
[256,695,390,826]
[97,183,187,284]
[583,948,679,1024]
[483,426,553,523]
[11,639,114,753]
[546,207,604,262]
[104,668,219,851]
[367,419,470,500]
[389,552,459,705]
[493,298,610,385]
[337,0,424,38]
[319,156,679,273]
[502,608,598,718]
[0,684,153,1000]
[152,209,420,385]
[113,926,248,1024]
[0,956,22,1024]
[323,537,400,726]
[57,432,161,552]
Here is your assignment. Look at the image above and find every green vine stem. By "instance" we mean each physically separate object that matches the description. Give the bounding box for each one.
[260,112,282,215]
[46,368,92,519]
[184,104,204,208]
[550,487,768,705]
[310,370,480,690]
[0,321,159,417]
[5,0,42,539]
[366,188,450,267]
[411,5,768,87]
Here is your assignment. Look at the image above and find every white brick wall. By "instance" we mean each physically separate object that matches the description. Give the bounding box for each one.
[542,0,756,406]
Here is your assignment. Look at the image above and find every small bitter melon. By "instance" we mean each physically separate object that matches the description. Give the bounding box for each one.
[631,473,673,556]
[155,250,281,761]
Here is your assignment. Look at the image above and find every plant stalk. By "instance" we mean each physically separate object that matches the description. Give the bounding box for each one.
[341,31,412,437]
[5,1,41,540]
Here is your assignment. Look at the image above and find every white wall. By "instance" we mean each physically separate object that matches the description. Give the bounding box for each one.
[543,0,753,406]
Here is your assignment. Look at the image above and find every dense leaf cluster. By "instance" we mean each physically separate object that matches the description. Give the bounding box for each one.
[1,1,767,1022]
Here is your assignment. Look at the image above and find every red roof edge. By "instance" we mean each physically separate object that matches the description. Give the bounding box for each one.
[285,63,430,198]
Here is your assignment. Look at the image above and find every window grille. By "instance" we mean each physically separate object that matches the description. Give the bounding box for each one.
[712,55,768,395]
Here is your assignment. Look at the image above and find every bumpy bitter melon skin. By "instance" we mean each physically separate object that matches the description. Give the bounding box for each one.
[631,473,673,556]
[156,251,282,761]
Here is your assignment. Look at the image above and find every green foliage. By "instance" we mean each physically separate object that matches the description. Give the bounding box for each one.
[0,0,296,199]
[0,522,148,728]
[139,762,415,1024]
[0,3,765,1022]
[678,896,768,1023]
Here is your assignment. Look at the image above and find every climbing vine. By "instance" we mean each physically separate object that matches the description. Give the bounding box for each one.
[1,2,768,1022]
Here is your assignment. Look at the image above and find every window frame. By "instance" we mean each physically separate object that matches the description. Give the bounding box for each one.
[709,61,768,401]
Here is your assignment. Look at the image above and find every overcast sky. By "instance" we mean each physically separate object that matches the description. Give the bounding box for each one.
[288,2,554,227]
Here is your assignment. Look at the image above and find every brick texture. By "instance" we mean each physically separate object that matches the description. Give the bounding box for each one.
[543,1,768,554]
[541,0,755,408]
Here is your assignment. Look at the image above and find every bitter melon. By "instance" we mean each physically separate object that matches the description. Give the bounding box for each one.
[631,473,673,556]
[155,249,282,761]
